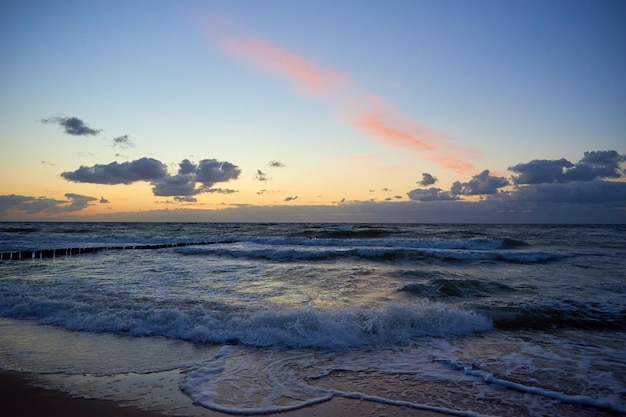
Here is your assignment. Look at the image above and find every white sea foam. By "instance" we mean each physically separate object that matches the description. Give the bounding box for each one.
[179,243,558,264]
[0,292,493,349]
[462,365,626,413]
[181,344,497,417]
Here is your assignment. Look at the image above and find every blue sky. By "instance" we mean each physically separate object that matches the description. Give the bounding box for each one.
[0,0,625,222]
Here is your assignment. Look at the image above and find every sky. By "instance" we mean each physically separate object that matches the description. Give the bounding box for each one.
[1,0,625,223]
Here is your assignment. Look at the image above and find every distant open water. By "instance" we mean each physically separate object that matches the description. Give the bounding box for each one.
[0,222,625,416]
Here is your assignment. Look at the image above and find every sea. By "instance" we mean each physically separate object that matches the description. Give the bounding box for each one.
[0,222,624,417]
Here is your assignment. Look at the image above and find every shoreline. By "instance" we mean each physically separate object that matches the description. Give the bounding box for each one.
[0,370,164,417]
[0,370,446,417]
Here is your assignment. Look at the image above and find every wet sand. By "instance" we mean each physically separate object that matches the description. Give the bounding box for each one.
[1,370,161,417]
[0,370,445,417]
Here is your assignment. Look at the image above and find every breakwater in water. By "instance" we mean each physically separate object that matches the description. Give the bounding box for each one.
[0,241,231,261]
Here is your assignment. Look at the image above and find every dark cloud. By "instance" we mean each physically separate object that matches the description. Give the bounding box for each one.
[451,170,509,196]
[338,197,375,204]
[63,193,98,211]
[269,160,285,168]
[407,187,458,202]
[403,150,626,217]
[151,160,197,197]
[504,180,626,203]
[418,173,437,186]
[151,172,197,197]
[284,196,298,201]
[510,150,625,184]
[0,193,97,215]
[174,196,198,203]
[195,159,241,186]
[151,159,241,197]
[61,157,168,184]
[564,150,626,182]
[61,157,241,198]
[254,170,269,181]
[41,116,102,136]
[41,160,56,167]
[204,188,237,194]
[384,195,404,201]
[509,158,575,184]
[178,159,196,175]
[112,135,134,148]
[99,196,109,204]
[381,187,392,192]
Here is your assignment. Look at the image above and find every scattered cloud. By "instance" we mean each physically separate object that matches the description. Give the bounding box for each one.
[418,173,437,186]
[61,157,241,199]
[62,157,168,184]
[63,193,98,211]
[338,197,376,204]
[151,159,241,197]
[174,196,198,203]
[196,160,241,185]
[112,135,134,148]
[269,160,285,168]
[504,180,626,204]
[204,188,237,194]
[254,170,269,181]
[450,170,509,196]
[405,150,626,209]
[0,193,97,215]
[407,187,458,202]
[384,195,404,201]
[257,189,281,196]
[41,160,56,167]
[510,150,626,184]
[178,159,196,175]
[41,116,102,136]
[4,150,624,222]
[151,172,198,197]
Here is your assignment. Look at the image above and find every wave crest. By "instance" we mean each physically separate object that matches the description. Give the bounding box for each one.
[0,294,492,349]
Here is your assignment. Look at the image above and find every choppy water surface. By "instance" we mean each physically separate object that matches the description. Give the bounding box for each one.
[1,222,625,416]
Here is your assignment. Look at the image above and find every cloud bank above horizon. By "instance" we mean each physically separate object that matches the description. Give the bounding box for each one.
[1,148,624,222]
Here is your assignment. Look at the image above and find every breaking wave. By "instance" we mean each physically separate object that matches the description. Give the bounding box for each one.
[0,291,492,349]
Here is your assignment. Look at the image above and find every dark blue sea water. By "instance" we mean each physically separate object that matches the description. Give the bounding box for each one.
[0,223,625,416]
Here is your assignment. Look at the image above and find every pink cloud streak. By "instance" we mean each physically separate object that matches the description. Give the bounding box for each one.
[220,37,347,95]
[215,32,481,175]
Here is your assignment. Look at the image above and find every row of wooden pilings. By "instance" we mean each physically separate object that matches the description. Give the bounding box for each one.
[0,240,233,261]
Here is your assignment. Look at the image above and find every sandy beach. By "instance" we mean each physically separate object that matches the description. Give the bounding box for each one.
[1,370,162,417]
[1,370,448,417]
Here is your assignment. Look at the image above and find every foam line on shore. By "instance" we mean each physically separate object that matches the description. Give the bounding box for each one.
[462,365,626,413]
